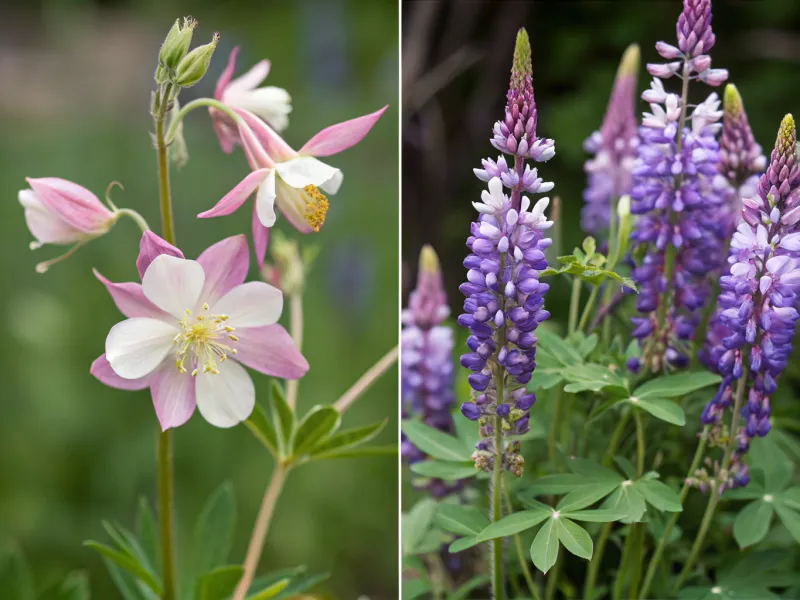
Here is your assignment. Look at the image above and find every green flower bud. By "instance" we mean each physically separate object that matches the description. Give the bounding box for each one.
[158,17,195,71]
[174,33,218,88]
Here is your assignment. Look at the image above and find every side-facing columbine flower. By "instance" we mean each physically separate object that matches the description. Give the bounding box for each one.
[198,106,387,265]
[582,43,640,234]
[91,231,309,430]
[402,245,458,496]
[20,177,118,272]
[210,46,292,153]
[458,29,552,477]
[699,114,800,490]
[629,0,728,371]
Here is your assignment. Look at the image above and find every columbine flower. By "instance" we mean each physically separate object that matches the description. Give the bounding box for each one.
[700,114,800,490]
[582,43,640,234]
[210,46,292,153]
[91,231,308,430]
[20,177,117,272]
[457,28,552,478]
[198,106,387,265]
[402,245,459,497]
[629,0,728,371]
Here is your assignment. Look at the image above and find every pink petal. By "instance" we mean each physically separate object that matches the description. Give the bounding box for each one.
[137,231,184,280]
[299,105,388,157]
[214,46,240,100]
[225,59,271,96]
[196,235,250,306]
[211,116,237,154]
[197,169,270,219]
[237,109,296,162]
[94,269,170,319]
[234,324,309,380]
[27,177,114,234]
[252,203,269,269]
[90,353,152,391]
[150,366,196,431]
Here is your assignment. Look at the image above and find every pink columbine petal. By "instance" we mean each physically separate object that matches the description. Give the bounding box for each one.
[196,235,250,306]
[234,324,309,380]
[141,255,205,318]
[195,359,255,428]
[90,353,152,390]
[105,317,177,380]
[150,366,197,431]
[197,169,271,219]
[226,59,271,96]
[93,269,171,320]
[137,231,184,279]
[252,203,270,269]
[19,189,86,245]
[211,117,237,155]
[211,281,283,328]
[237,109,296,162]
[26,177,114,234]
[298,105,388,157]
[214,46,240,100]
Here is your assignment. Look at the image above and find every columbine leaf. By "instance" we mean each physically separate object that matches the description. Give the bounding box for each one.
[195,565,243,600]
[245,578,290,599]
[308,419,387,456]
[476,506,552,542]
[635,479,683,512]
[135,497,159,570]
[84,541,161,595]
[308,444,396,461]
[270,382,294,453]
[193,482,236,575]
[401,420,471,461]
[245,402,279,457]
[628,396,685,426]
[52,571,90,600]
[556,517,593,560]
[435,504,490,537]
[410,461,478,481]
[292,405,340,456]
[631,372,721,400]
[733,500,774,548]
[530,519,559,574]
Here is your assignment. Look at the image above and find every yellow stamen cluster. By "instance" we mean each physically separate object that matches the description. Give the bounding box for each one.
[173,303,238,375]
[303,184,329,232]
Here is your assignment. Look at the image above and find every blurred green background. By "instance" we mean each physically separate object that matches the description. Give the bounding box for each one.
[0,0,398,598]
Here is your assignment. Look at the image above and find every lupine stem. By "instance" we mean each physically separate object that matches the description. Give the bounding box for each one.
[154,85,177,600]
[286,292,304,411]
[637,428,708,599]
[491,396,505,600]
[504,485,541,600]
[672,374,748,594]
[545,555,561,600]
[568,278,581,335]
[633,410,645,476]
[547,385,562,467]
[578,285,600,333]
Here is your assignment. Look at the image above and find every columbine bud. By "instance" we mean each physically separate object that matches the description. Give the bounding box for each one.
[175,33,218,87]
[158,17,195,71]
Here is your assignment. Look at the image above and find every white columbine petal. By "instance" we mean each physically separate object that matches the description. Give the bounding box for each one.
[195,359,255,428]
[211,281,283,328]
[142,255,205,318]
[106,317,177,379]
[255,169,277,227]
[274,156,342,192]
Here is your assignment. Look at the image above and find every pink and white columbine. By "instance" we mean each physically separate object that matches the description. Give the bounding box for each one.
[198,105,388,265]
[210,46,292,153]
[20,177,117,271]
[91,231,309,430]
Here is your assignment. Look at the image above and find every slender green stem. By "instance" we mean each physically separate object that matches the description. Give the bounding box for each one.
[545,555,561,600]
[672,375,748,593]
[603,411,630,467]
[613,524,636,600]
[164,97,240,144]
[637,428,708,599]
[627,524,645,600]
[156,117,176,245]
[568,278,581,335]
[491,409,505,600]
[332,346,398,414]
[583,521,612,600]
[633,410,645,476]
[115,208,151,233]
[560,390,574,452]
[504,486,541,600]
[548,385,563,467]
[285,292,304,412]
[578,285,600,333]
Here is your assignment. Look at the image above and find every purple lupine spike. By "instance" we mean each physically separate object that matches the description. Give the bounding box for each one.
[402,245,460,497]
[459,29,552,478]
[629,0,728,371]
[700,115,800,490]
[582,43,640,234]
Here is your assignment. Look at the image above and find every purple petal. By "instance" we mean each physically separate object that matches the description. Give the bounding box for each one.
[233,324,309,380]
[136,231,184,280]
[94,269,170,320]
[197,169,270,219]
[90,353,152,391]
[299,106,388,157]
[150,367,196,431]
[196,235,250,306]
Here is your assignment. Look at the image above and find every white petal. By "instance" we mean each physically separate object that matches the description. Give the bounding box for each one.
[105,317,176,379]
[142,255,205,318]
[195,359,255,428]
[211,281,283,328]
[319,169,343,195]
[225,59,270,95]
[255,169,277,227]
[274,156,341,191]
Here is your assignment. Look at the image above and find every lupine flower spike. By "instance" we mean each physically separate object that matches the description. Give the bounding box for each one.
[629,0,728,372]
[582,43,640,234]
[210,46,292,153]
[401,245,460,496]
[91,231,309,430]
[459,29,553,477]
[696,115,800,491]
[199,106,387,266]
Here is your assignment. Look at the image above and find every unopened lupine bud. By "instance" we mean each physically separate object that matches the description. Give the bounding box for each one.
[158,17,195,71]
[175,33,218,87]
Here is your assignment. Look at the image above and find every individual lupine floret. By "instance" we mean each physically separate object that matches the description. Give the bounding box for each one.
[401,245,459,497]
[582,44,640,234]
[700,115,800,490]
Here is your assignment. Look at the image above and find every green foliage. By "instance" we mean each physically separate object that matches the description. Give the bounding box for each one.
[400,420,471,462]
[192,483,236,579]
[539,238,637,291]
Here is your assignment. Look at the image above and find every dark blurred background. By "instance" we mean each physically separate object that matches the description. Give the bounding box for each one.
[402,0,800,321]
[0,0,398,598]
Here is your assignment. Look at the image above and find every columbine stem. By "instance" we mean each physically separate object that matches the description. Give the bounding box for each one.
[164,97,240,144]
[672,374,747,593]
[637,427,708,599]
[232,464,287,600]
[286,292,304,412]
[332,346,398,414]
[115,208,151,234]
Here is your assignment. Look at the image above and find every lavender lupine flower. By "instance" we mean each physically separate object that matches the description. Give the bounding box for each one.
[629,0,729,371]
[458,29,553,478]
[401,245,459,497]
[582,43,640,234]
[699,115,800,490]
